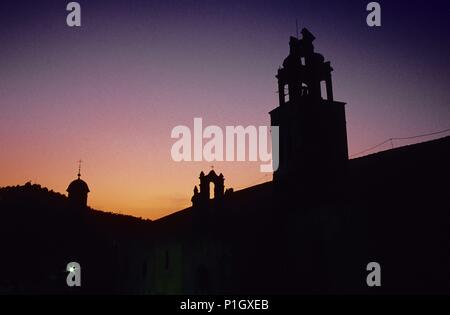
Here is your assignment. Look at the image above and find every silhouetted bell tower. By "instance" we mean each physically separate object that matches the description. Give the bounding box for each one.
[270,28,348,187]
[191,170,225,208]
[67,161,90,209]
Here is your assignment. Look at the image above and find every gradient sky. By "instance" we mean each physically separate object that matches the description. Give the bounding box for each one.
[1,0,449,219]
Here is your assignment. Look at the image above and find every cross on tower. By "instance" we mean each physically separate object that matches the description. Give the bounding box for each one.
[77,159,82,179]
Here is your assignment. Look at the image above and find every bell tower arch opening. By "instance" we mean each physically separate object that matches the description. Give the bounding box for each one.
[191,170,226,207]
[209,182,215,199]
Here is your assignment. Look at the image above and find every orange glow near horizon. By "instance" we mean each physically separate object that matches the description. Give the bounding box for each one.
[0,142,273,220]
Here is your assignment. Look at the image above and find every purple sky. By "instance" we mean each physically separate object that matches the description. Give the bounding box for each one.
[1,0,449,218]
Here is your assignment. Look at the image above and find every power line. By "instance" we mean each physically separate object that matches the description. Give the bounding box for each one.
[391,128,450,141]
[349,127,450,158]
[349,139,392,158]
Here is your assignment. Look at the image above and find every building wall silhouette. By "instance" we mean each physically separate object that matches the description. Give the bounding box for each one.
[0,29,449,294]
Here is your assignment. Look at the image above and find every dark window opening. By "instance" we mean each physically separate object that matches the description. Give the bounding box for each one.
[165,250,169,270]
[196,265,210,293]
[142,261,147,278]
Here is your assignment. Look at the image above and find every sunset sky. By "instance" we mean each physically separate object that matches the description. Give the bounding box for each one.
[1,0,449,219]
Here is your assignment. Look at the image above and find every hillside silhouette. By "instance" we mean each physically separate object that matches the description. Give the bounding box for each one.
[0,182,152,293]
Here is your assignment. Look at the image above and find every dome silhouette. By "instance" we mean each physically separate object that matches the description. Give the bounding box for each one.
[67,178,90,194]
[67,174,90,208]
